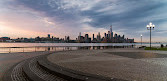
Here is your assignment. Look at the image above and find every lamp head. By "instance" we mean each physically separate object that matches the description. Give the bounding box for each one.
[152,24,155,28]
[149,22,152,26]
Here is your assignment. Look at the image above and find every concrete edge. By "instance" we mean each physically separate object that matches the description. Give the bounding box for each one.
[38,54,128,81]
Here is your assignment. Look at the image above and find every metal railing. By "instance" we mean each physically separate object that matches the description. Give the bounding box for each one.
[0,45,135,53]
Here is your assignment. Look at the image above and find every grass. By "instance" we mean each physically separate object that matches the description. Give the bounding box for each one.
[145,47,167,51]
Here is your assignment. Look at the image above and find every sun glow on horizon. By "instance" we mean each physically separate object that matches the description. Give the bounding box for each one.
[0,23,55,38]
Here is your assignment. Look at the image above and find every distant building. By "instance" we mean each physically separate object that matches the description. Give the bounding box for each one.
[93,34,95,40]
[84,34,91,43]
[0,37,10,42]
[65,36,70,43]
[97,32,101,42]
[0,25,134,43]
[48,34,50,38]
[110,25,112,33]
[76,25,134,43]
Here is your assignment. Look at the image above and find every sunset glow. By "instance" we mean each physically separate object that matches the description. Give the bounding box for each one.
[0,0,167,42]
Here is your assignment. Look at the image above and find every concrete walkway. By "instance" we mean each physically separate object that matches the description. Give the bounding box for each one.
[48,48,167,81]
[0,51,51,81]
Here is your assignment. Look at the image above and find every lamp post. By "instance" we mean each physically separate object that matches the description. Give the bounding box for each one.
[146,22,155,49]
[141,34,142,46]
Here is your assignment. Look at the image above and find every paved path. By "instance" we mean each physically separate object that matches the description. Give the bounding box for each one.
[48,48,167,81]
[0,51,51,81]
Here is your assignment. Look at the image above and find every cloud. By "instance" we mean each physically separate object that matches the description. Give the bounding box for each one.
[1,0,167,42]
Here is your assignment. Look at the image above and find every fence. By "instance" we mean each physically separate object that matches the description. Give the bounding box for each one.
[0,45,135,53]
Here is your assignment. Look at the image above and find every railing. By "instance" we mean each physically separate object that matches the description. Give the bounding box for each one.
[0,45,135,53]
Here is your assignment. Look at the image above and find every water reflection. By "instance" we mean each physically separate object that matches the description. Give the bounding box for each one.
[0,45,134,53]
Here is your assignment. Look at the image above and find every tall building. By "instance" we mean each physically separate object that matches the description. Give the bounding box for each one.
[107,34,109,38]
[104,33,107,38]
[78,32,81,40]
[48,34,50,38]
[110,25,112,33]
[110,25,113,41]
[85,34,91,43]
[114,34,118,42]
[93,34,94,40]
[97,32,101,42]
[65,36,67,40]
[108,31,110,39]
[85,34,89,40]
[79,32,81,36]
[122,35,125,39]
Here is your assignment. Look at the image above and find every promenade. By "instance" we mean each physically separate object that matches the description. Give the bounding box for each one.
[48,48,167,81]
[0,51,51,81]
[2,48,167,81]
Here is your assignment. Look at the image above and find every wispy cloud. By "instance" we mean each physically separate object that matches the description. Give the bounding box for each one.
[0,0,167,42]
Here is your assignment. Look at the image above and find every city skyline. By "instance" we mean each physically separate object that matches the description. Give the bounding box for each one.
[77,25,134,43]
[0,26,134,43]
[1,0,167,42]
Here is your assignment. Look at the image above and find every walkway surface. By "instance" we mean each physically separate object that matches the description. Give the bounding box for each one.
[48,48,167,81]
[0,51,51,81]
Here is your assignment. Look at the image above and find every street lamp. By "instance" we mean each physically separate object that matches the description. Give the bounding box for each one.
[146,22,155,49]
[141,34,142,46]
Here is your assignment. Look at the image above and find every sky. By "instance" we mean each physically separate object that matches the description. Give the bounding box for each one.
[0,0,167,42]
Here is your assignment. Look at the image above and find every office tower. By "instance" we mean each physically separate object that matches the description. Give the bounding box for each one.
[52,36,54,41]
[122,35,125,39]
[107,34,109,38]
[85,34,91,43]
[104,33,106,38]
[110,25,113,42]
[98,32,100,36]
[67,36,70,40]
[85,34,89,40]
[65,36,70,42]
[110,25,112,33]
[115,34,117,38]
[78,32,81,41]
[48,34,50,38]
[65,36,67,40]
[111,32,113,38]
[114,34,118,43]
[118,35,121,38]
[97,32,101,41]
[108,31,110,39]
[79,32,81,36]
[93,34,94,40]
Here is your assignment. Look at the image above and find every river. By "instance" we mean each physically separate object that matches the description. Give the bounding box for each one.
[0,43,165,53]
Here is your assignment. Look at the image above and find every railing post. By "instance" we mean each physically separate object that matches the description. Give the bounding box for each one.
[35,47,36,52]
[9,48,11,53]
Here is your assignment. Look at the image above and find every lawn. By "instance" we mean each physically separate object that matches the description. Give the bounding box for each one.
[145,47,167,51]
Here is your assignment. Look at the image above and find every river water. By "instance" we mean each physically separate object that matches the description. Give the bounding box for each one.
[0,43,165,53]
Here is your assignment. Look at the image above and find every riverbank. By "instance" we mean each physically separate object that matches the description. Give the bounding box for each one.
[48,48,167,81]
[145,47,167,51]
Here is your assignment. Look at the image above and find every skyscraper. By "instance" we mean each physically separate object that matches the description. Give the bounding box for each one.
[79,32,81,36]
[78,32,81,40]
[108,31,110,39]
[110,25,112,33]
[48,34,50,38]
[110,25,113,42]
[104,33,107,38]
[85,34,89,40]
[97,32,101,42]
[93,34,94,40]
